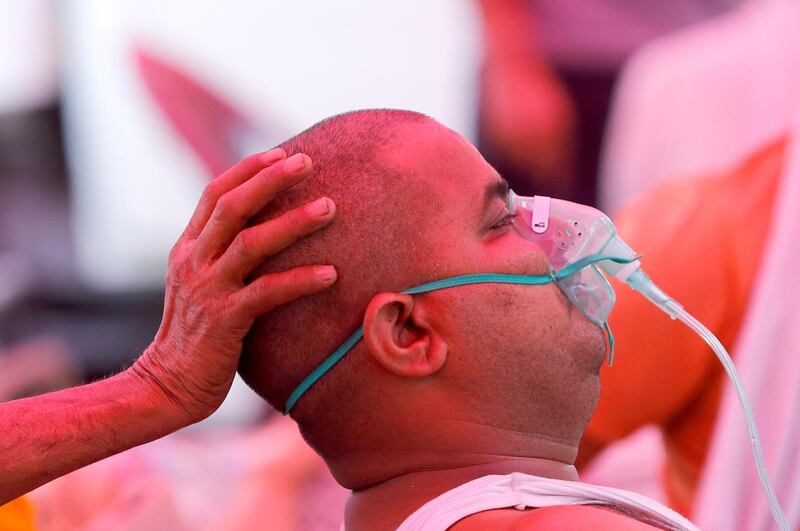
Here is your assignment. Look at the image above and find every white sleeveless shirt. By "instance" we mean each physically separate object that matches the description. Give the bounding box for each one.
[396,472,700,531]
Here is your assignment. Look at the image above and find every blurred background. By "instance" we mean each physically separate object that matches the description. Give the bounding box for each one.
[1,0,799,529]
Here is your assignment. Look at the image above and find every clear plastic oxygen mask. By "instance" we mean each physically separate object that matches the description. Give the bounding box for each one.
[508,191,789,531]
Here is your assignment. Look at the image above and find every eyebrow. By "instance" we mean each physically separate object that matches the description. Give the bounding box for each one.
[482,176,510,213]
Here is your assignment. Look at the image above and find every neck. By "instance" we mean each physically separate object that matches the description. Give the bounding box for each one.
[338,419,581,531]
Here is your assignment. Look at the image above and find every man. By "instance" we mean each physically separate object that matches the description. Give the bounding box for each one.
[238,109,697,529]
[0,149,338,506]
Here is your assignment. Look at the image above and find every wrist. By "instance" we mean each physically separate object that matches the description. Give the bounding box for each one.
[125,351,207,428]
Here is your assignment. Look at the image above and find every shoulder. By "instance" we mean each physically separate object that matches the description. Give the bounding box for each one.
[449,505,662,530]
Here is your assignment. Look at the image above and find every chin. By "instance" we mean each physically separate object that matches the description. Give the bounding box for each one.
[572,315,607,373]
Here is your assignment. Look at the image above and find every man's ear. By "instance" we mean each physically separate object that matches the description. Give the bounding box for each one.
[363,293,448,378]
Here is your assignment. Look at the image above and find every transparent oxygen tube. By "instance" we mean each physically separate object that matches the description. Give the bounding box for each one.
[599,236,789,531]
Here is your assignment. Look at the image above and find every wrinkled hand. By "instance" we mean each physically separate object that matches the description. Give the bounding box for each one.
[480,58,576,187]
[130,149,336,423]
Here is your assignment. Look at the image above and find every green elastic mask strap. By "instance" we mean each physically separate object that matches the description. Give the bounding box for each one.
[282,273,553,414]
[552,253,637,280]
[282,253,637,414]
[605,321,616,366]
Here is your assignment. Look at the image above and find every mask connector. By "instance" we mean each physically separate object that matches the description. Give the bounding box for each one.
[624,269,683,319]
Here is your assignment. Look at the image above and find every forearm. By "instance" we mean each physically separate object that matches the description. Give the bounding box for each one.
[0,368,188,504]
[0,149,337,505]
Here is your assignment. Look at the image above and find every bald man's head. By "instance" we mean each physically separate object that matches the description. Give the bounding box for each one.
[239,110,604,485]
[239,110,444,451]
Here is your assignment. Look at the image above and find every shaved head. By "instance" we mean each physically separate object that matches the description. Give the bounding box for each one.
[239,109,604,489]
[239,110,443,455]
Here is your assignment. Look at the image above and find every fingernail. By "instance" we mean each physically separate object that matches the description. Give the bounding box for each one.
[316,266,337,283]
[286,153,308,173]
[307,197,332,217]
[260,148,286,163]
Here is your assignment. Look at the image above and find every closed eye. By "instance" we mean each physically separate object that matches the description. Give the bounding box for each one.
[491,212,516,229]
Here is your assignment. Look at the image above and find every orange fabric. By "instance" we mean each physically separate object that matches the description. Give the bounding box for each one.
[582,137,786,516]
[0,496,36,531]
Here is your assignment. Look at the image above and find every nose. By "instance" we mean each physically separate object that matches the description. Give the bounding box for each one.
[505,234,551,277]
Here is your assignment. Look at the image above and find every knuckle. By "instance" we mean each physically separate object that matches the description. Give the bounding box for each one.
[168,243,183,263]
[212,195,240,225]
[244,283,276,312]
[233,229,255,258]
[234,153,265,177]
[215,194,234,216]
[168,245,189,270]
[256,167,280,190]
[242,152,263,167]
[282,208,308,237]
[282,207,301,227]
[239,286,260,308]
[264,147,287,164]
[202,180,223,203]
[166,263,188,290]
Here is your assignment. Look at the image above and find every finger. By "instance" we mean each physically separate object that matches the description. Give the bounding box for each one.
[182,148,287,240]
[215,197,336,280]
[194,153,312,260]
[234,265,338,319]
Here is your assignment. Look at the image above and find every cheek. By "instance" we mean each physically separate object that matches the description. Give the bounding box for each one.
[427,226,550,280]
[437,283,566,358]
[480,235,552,277]
[423,287,511,363]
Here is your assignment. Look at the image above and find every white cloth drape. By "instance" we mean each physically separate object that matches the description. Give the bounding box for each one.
[693,117,800,530]
[600,0,800,215]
